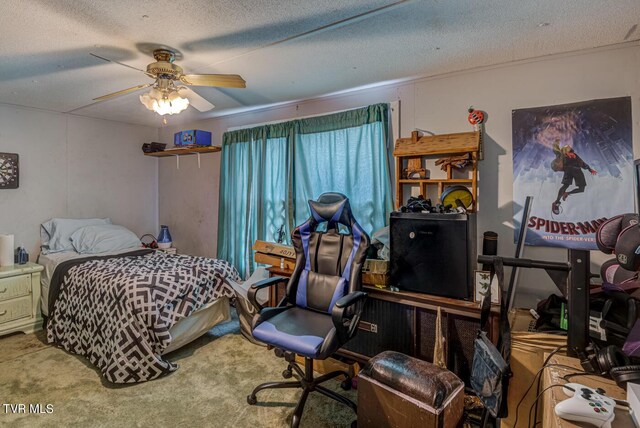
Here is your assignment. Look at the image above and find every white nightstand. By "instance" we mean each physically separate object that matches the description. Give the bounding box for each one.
[157,247,177,255]
[0,262,44,336]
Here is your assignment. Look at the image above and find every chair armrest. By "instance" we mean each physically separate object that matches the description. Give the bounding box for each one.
[248,276,288,312]
[331,291,368,343]
[335,291,367,309]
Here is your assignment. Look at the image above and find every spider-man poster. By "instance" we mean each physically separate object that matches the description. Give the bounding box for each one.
[512,97,633,249]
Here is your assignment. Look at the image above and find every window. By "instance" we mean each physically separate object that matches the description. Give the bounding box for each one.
[218,103,392,277]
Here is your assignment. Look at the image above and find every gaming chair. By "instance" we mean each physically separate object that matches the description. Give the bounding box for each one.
[246,193,370,427]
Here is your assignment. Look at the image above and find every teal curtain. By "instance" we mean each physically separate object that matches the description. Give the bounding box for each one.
[217,127,290,278]
[218,103,391,277]
[217,129,255,279]
[293,106,392,232]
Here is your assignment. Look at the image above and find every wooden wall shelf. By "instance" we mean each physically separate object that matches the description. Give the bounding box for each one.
[394,131,480,156]
[394,130,480,211]
[144,146,221,157]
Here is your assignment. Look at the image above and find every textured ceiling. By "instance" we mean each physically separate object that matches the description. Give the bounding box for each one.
[0,0,638,127]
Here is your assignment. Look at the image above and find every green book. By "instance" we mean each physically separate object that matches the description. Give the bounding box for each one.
[560,302,568,331]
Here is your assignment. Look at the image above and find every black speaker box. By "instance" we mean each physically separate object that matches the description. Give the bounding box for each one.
[342,299,481,386]
[390,212,477,299]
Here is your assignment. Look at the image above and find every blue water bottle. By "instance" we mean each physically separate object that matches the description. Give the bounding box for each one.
[157,225,172,249]
[15,246,28,264]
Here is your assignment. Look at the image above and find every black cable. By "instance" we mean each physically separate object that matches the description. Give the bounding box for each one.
[512,345,567,427]
[562,372,606,382]
[532,345,569,426]
[512,363,576,427]
[528,384,575,428]
[542,345,568,367]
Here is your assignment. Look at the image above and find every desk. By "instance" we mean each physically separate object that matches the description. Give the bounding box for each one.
[542,354,634,427]
[265,266,499,385]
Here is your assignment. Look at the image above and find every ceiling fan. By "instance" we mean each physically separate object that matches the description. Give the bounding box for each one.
[90,48,246,116]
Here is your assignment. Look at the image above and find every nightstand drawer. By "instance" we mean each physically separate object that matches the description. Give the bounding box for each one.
[0,296,32,325]
[0,274,31,302]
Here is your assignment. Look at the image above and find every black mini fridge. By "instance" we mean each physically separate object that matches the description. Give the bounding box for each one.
[390,212,477,299]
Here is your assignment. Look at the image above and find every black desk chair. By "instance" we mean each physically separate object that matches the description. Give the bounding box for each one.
[247,193,370,427]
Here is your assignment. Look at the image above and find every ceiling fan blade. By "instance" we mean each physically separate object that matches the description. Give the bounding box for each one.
[90,53,156,78]
[179,74,246,88]
[93,83,153,101]
[177,86,215,112]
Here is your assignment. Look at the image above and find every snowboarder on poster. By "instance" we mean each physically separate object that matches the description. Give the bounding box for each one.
[551,139,597,215]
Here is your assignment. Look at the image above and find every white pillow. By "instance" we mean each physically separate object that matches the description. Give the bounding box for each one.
[70,224,141,255]
[41,218,112,254]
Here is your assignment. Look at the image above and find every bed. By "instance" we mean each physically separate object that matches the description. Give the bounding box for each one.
[38,222,238,384]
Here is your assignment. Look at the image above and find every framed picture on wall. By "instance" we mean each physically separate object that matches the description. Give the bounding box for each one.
[512,97,633,250]
[0,153,19,189]
[474,270,499,304]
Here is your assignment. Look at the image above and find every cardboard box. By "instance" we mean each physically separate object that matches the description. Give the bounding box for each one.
[363,259,390,274]
[362,259,390,285]
[501,309,567,428]
[173,130,212,147]
[254,252,296,270]
[362,272,390,286]
[542,354,634,427]
[252,240,296,259]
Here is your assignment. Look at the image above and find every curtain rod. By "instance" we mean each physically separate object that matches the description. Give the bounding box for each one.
[225,104,372,132]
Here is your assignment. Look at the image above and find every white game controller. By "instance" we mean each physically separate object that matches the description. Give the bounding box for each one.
[554,383,616,428]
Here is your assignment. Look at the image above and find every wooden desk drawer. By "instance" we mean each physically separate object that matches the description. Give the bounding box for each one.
[0,296,32,325]
[0,274,31,302]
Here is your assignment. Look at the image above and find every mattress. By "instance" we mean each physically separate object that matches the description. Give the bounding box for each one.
[40,249,232,356]
[162,296,231,355]
[38,247,141,317]
[43,250,236,382]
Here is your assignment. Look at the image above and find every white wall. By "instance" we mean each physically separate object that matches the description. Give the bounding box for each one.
[158,43,640,306]
[158,84,411,259]
[0,104,159,258]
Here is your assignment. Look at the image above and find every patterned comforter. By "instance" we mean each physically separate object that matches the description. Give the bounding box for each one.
[46,250,238,383]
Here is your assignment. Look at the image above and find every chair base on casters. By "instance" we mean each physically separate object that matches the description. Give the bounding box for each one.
[247,352,356,428]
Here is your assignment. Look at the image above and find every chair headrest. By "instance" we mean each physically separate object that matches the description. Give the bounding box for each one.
[308,192,357,227]
[597,214,639,254]
[615,224,640,271]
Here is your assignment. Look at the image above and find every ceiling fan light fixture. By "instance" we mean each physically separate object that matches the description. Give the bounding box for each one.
[139,87,189,116]
[92,49,240,114]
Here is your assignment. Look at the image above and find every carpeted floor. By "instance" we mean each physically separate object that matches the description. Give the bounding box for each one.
[0,310,357,427]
